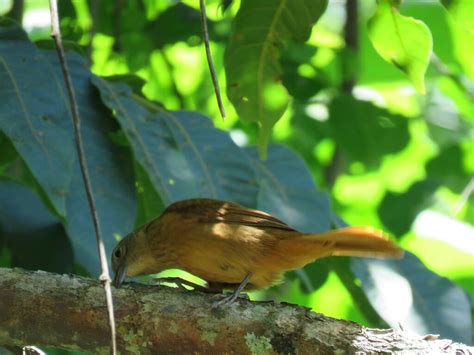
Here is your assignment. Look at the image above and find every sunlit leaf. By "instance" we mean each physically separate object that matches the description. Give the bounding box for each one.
[352,252,472,343]
[441,0,474,34]
[225,0,328,158]
[92,76,258,208]
[368,0,432,93]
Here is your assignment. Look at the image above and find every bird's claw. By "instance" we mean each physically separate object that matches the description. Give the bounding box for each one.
[211,291,249,308]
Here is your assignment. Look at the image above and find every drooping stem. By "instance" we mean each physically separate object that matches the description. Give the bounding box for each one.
[48,1,117,354]
[199,0,226,119]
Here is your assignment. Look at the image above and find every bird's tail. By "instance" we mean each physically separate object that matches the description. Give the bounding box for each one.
[274,226,403,270]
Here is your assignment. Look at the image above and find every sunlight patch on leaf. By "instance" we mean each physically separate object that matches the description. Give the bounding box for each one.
[368,0,432,94]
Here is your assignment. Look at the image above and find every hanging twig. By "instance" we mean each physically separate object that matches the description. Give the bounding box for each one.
[86,0,98,65]
[48,1,117,354]
[199,0,226,119]
[453,176,474,216]
[431,54,474,101]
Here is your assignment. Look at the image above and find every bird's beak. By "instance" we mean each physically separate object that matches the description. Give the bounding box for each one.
[113,263,128,288]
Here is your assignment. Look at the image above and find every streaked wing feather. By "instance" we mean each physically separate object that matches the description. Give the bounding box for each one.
[165,198,296,231]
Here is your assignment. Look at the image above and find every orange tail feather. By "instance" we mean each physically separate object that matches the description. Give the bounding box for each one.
[275,226,403,271]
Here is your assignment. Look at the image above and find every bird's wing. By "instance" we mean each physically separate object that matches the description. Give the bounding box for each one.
[165,198,296,232]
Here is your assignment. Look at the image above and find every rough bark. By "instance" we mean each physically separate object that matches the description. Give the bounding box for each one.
[0,268,472,354]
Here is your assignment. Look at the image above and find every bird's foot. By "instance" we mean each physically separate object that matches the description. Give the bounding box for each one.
[211,290,249,308]
[211,272,253,308]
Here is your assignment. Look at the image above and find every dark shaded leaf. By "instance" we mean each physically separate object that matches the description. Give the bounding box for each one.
[426,144,469,193]
[134,160,165,227]
[352,252,472,344]
[103,74,147,96]
[92,76,258,208]
[0,26,76,215]
[282,44,325,100]
[0,132,17,174]
[0,26,137,275]
[146,3,207,48]
[378,179,439,237]
[328,95,410,167]
[0,181,74,273]
[246,144,331,233]
[245,144,332,293]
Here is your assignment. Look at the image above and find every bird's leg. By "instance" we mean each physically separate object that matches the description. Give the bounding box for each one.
[212,272,253,308]
[153,277,212,293]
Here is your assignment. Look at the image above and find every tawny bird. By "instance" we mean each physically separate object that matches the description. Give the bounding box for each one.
[112,198,403,305]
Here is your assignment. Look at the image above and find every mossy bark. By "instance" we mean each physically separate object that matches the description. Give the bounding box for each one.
[0,268,471,354]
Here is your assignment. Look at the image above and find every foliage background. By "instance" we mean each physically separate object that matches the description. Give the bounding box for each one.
[0,0,473,351]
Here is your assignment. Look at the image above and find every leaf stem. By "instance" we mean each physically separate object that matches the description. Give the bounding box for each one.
[199,0,226,119]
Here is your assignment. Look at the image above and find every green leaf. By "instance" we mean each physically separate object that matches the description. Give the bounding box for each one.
[0,132,17,175]
[245,144,332,293]
[92,76,258,208]
[328,95,410,167]
[0,27,137,275]
[378,179,439,236]
[426,144,469,193]
[146,3,222,48]
[0,26,76,215]
[441,0,474,34]
[0,181,74,273]
[246,144,331,233]
[133,160,165,227]
[368,0,433,93]
[352,252,472,344]
[225,0,328,158]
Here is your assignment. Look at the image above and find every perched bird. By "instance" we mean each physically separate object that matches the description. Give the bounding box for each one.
[112,198,403,305]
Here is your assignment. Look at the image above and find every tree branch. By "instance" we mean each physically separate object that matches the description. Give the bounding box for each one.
[0,268,471,354]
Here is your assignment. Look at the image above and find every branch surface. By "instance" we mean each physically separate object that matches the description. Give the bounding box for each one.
[0,268,471,354]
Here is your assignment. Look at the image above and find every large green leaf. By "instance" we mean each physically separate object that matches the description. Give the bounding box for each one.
[245,144,331,292]
[352,253,472,344]
[328,95,410,167]
[0,25,75,215]
[0,26,137,275]
[92,76,258,208]
[368,0,432,94]
[225,0,328,158]
[0,181,74,273]
[246,144,331,232]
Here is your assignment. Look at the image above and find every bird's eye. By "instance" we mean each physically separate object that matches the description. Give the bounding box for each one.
[114,247,123,259]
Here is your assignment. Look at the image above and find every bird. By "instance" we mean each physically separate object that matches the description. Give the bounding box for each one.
[112,198,403,306]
